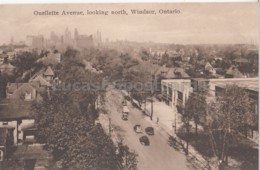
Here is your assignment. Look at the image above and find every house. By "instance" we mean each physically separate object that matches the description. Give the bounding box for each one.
[6,83,38,100]
[43,66,54,83]
[205,62,216,75]
[29,66,54,86]
[154,65,169,78]
[163,67,190,79]
[225,66,244,78]
[0,99,35,145]
[30,75,51,87]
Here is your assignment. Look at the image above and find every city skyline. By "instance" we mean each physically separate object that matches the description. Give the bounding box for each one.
[0,3,258,45]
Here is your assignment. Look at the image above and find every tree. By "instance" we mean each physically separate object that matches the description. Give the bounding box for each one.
[33,91,119,170]
[204,85,255,169]
[117,142,138,170]
[33,48,122,170]
[11,51,39,76]
[184,91,207,135]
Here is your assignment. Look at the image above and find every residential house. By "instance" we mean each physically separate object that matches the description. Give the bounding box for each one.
[205,62,216,75]
[0,99,35,145]
[225,65,244,78]
[29,66,54,86]
[43,66,54,83]
[163,67,190,79]
[6,83,38,100]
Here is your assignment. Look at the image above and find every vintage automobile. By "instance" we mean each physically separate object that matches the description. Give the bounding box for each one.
[145,127,154,135]
[139,135,150,146]
[122,106,129,120]
[133,124,143,133]
[122,100,127,106]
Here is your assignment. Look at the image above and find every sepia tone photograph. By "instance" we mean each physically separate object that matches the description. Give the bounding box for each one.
[0,3,259,170]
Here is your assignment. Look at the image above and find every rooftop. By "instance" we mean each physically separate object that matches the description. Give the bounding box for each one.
[0,99,34,121]
[43,66,54,76]
[212,79,259,92]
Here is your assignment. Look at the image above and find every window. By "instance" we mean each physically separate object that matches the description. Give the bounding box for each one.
[3,122,8,125]
[177,91,183,101]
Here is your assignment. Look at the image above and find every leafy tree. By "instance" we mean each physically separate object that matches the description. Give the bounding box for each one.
[184,91,207,135]
[117,142,138,170]
[33,91,119,170]
[11,51,39,76]
[204,85,255,168]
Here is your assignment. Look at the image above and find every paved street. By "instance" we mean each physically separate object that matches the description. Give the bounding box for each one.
[104,88,190,170]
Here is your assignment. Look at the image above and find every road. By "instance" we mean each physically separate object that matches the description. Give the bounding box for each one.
[104,88,191,170]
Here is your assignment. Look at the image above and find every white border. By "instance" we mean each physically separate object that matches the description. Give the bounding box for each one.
[0,0,258,4]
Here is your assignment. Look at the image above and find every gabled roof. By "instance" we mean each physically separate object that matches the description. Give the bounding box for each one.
[44,66,54,76]
[164,67,190,79]
[205,62,215,71]
[10,83,35,99]
[154,66,169,76]
[0,99,34,121]
[30,75,51,87]
[226,66,244,78]
[29,68,45,81]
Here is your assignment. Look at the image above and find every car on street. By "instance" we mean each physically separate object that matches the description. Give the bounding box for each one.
[139,135,150,146]
[122,100,127,106]
[145,127,154,135]
[133,124,143,133]
[122,106,129,120]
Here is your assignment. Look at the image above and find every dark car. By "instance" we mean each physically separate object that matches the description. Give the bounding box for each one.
[139,135,150,146]
[145,127,154,135]
[122,100,127,106]
[133,124,143,133]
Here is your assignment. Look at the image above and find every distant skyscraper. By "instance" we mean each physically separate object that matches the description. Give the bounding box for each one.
[96,30,102,43]
[64,27,72,44]
[74,28,79,40]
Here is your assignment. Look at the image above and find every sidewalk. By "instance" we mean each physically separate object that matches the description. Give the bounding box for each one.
[144,99,211,170]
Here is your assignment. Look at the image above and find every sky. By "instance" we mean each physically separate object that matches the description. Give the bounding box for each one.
[0,3,258,45]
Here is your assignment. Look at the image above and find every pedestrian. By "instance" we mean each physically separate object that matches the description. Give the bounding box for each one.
[173,133,177,146]
[156,117,159,124]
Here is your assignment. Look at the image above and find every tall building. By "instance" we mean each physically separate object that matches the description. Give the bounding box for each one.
[94,30,102,45]
[26,35,45,49]
[74,28,79,40]
[64,27,72,45]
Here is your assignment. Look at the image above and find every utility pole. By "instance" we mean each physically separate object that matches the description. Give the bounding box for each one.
[109,118,111,137]
[150,75,155,121]
[174,110,177,134]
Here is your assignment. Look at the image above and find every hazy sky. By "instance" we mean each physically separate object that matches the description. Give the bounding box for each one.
[0,3,258,44]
